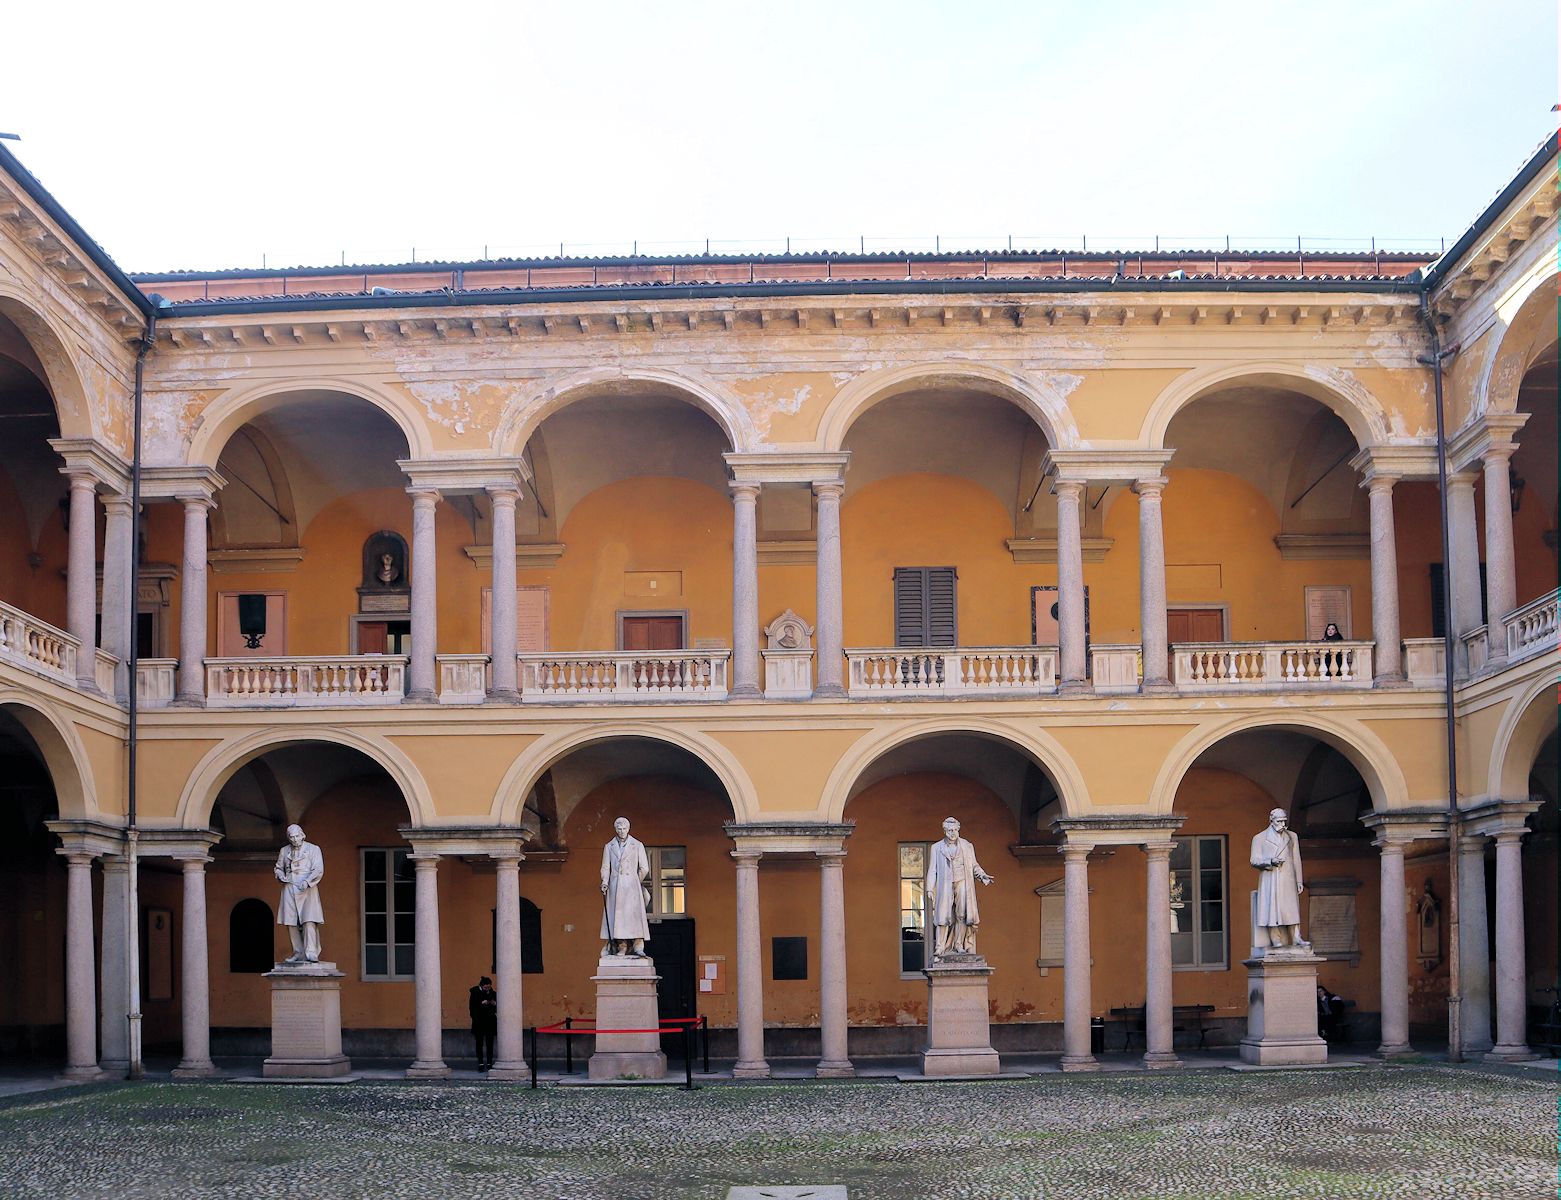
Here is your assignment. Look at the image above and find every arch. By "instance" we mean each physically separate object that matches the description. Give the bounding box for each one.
[495,366,755,457]
[1488,674,1559,799]
[228,897,275,973]
[0,690,96,818]
[1140,362,1392,451]
[186,377,433,468]
[175,726,434,828]
[490,723,760,825]
[1479,267,1560,417]
[1148,711,1410,817]
[0,287,95,440]
[818,362,1079,453]
[818,717,1089,823]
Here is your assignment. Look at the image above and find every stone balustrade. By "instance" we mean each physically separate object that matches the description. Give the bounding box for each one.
[136,659,178,707]
[0,598,79,684]
[518,650,730,701]
[437,654,490,704]
[846,647,1057,697]
[205,656,408,707]
[93,649,117,695]
[1401,639,1446,687]
[1461,626,1490,675]
[1503,588,1558,663]
[1088,644,1142,694]
[1172,641,1374,690]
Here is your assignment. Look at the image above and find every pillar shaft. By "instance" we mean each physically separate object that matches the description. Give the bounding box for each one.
[1457,837,1492,1053]
[65,477,99,689]
[1482,451,1517,655]
[1488,832,1534,1059]
[730,482,761,698]
[174,857,216,1076]
[1061,846,1097,1070]
[732,851,769,1077]
[101,495,135,702]
[489,487,519,697]
[176,497,210,702]
[407,853,449,1076]
[407,490,439,700]
[1447,474,1483,642]
[816,851,852,1076]
[1055,480,1087,688]
[62,852,101,1079]
[1135,478,1170,689]
[1367,478,1403,682]
[1143,843,1179,1067]
[99,857,130,1073]
[490,856,526,1076]
[1377,841,1410,1055]
[813,482,845,698]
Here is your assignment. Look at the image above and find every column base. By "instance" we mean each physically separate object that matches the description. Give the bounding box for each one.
[1142,1051,1182,1070]
[732,1060,772,1078]
[1372,674,1410,689]
[486,1062,529,1081]
[1059,1055,1100,1073]
[171,695,206,708]
[729,684,762,699]
[815,1059,855,1078]
[1057,678,1090,695]
[485,688,520,704]
[60,1064,107,1082]
[405,1061,452,1079]
[404,688,437,704]
[812,684,846,699]
[1485,1044,1539,1063]
[1376,1042,1414,1059]
[172,1061,221,1079]
[1140,679,1175,694]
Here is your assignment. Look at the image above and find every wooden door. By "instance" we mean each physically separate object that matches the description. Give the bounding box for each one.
[358,622,389,654]
[621,615,684,651]
[1167,608,1224,643]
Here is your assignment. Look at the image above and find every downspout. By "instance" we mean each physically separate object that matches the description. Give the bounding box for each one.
[1420,294,1462,1063]
[125,306,156,1079]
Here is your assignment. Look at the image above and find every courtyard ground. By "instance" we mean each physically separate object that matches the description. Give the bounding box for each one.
[0,1062,1553,1199]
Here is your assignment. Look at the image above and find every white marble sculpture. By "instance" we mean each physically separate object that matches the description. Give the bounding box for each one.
[274,823,325,963]
[1250,808,1308,951]
[600,817,652,957]
[926,816,994,960]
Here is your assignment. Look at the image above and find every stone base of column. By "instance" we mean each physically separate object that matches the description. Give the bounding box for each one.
[1057,679,1090,695]
[1484,1043,1538,1063]
[172,1060,221,1079]
[813,683,846,700]
[1376,1041,1414,1059]
[1142,1049,1182,1070]
[815,1058,855,1078]
[262,963,352,1079]
[922,956,1000,1077]
[1059,1054,1100,1073]
[733,1060,772,1078]
[171,695,206,708]
[486,1063,529,1081]
[60,1064,107,1082]
[1140,679,1175,695]
[1240,951,1327,1066]
[405,689,437,704]
[485,688,520,704]
[730,683,762,699]
[588,955,667,1081]
[406,1060,452,1079]
[1372,674,1409,689]
[100,1056,129,1075]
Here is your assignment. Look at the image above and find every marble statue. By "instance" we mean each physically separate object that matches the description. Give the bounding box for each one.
[274,823,325,963]
[926,816,994,960]
[1250,808,1308,950]
[600,817,652,957]
[376,552,399,584]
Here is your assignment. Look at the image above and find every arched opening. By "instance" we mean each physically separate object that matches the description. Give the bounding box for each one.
[228,899,274,974]
[1522,724,1557,1039]
[1509,341,1558,610]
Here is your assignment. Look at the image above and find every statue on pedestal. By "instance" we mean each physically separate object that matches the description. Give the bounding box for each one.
[275,823,325,964]
[600,817,651,957]
[926,817,994,960]
[1250,808,1308,951]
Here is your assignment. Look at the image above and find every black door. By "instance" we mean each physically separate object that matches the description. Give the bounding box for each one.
[646,919,696,1058]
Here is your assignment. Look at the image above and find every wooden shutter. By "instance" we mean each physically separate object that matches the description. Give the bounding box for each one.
[927,567,957,646]
[893,567,958,647]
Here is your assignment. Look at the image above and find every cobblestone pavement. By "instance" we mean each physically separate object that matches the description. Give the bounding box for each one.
[0,1063,1552,1199]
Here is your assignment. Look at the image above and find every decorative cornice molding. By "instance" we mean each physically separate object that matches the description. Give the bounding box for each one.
[1007,535,1115,565]
[208,547,307,574]
[1042,448,1177,485]
[724,451,851,485]
[397,457,531,495]
[46,437,131,492]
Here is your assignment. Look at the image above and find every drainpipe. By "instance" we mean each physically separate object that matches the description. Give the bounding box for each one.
[1420,296,1462,1063]
[125,306,157,1078]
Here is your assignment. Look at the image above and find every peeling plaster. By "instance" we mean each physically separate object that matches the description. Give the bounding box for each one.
[402,378,499,438]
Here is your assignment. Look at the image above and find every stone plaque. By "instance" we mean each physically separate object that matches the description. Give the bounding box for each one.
[1306,877,1361,964]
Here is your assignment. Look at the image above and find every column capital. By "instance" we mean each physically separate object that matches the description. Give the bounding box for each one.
[1131,475,1168,498]
[1446,411,1529,473]
[486,483,521,507]
[406,486,442,507]
[1348,443,1439,486]
[1360,809,1449,845]
[173,854,214,869]
[48,437,131,493]
[1061,844,1091,864]
[1141,841,1175,860]
[1457,832,1490,853]
[730,848,763,866]
[812,479,846,501]
[1445,470,1479,494]
[45,818,124,859]
[1051,477,1086,502]
[408,850,443,867]
[729,480,762,502]
[101,491,136,516]
[1042,448,1174,485]
[815,848,847,865]
[138,464,226,504]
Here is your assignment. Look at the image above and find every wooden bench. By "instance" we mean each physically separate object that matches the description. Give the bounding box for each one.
[1109,1004,1216,1051]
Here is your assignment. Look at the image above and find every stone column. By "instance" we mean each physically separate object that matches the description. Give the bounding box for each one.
[1142,842,1179,1068]
[1446,473,1483,641]
[488,485,520,699]
[1375,836,1411,1057]
[1134,477,1170,690]
[732,849,769,1077]
[1457,835,1492,1054]
[176,496,211,703]
[173,855,218,1077]
[1367,477,1404,683]
[1061,844,1098,1071]
[816,849,852,1076]
[65,475,99,690]
[1481,450,1517,661]
[489,853,527,1079]
[99,856,130,1074]
[1055,479,1087,690]
[100,494,135,702]
[813,481,846,698]
[730,482,762,698]
[61,851,102,1079]
[407,489,440,702]
[407,853,449,1077]
[1488,829,1534,1060]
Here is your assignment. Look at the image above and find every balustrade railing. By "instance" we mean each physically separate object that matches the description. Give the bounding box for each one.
[437,654,490,704]
[1461,626,1489,675]
[1504,589,1558,663]
[518,650,729,701]
[205,656,408,707]
[1172,641,1373,689]
[0,599,78,684]
[136,659,178,707]
[1400,639,1445,688]
[93,649,118,696]
[846,646,1057,696]
[1088,644,1142,694]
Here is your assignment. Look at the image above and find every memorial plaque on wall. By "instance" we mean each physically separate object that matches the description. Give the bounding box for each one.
[1306,877,1361,964]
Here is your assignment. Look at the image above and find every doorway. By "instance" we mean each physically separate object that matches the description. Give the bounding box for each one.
[1167,607,1226,643]
[619,614,685,652]
[358,620,412,654]
[646,918,697,1057]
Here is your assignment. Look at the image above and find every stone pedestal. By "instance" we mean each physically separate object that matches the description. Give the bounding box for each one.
[262,963,352,1079]
[922,955,1000,1076]
[588,955,667,1081]
[1240,951,1328,1066]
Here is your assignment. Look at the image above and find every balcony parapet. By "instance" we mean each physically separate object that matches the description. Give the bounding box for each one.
[437,654,490,705]
[205,655,408,707]
[1401,639,1445,688]
[1089,644,1142,694]
[1504,588,1558,664]
[136,659,178,708]
[846,646,1057,698]
[518,650,729,702]
[1171,640,1374,691]
[0,599,79,685]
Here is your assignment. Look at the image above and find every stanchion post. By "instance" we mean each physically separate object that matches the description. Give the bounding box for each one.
[564,1016,573,1075]
[683,1022,695,1091]
[702,1015,709,1075]
[528,1027,537,1089]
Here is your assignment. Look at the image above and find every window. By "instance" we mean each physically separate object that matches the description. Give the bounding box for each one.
[228,898,275,973]
[1169,836,1227,970]
[490,896,545,975]
[647,846,686,917]
[893,567,957,648]
[898,842,930,974]
[772,936,808,981]
[361,848,415,979]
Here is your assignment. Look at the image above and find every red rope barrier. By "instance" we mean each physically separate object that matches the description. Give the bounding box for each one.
[536,1022,692,1036]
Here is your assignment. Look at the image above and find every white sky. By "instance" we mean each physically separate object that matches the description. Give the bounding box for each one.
[4,0,1555,271]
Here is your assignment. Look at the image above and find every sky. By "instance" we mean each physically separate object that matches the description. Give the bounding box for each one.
[3,0,1555,272]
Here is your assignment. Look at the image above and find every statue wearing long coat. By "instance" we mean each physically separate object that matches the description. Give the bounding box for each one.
[599,834,652,943]
[274,840,325,927]
[926,835,987,953]
[1250,825,1303,929]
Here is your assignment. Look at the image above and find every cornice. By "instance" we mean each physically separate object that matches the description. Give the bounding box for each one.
[1043,448,1176,484]
[724,451,851,485]
[397,457,532,494]
[47,437,131,491]
[1445,412,1530,472]
[1429,165,1559,322]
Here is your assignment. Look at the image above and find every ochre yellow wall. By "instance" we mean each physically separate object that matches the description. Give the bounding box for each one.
[0,465,69,629]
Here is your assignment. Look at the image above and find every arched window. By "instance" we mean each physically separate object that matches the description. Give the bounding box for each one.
[229,898,274,973]
[491,896,545,975]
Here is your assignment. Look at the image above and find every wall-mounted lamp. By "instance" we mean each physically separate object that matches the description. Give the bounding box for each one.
[238,594,267,649]
[1510,473,1526,514]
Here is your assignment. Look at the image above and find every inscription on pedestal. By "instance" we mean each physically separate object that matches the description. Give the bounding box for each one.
[263,963,351,1079]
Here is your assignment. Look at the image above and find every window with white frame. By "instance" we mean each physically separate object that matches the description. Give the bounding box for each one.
[898,842,930,974]
[647,846,686,917]
[361,848,415,979]
[1169,835,1227,970]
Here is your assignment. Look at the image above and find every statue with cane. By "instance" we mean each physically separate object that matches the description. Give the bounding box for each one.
[600,817,652,957]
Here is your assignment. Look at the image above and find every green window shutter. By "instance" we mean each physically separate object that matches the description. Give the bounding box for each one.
[893,567,957,647]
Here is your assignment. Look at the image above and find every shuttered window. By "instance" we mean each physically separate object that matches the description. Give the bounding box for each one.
[893,567,958,647]
[1428,563,1486,638]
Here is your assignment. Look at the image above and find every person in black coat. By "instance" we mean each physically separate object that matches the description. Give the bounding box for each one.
[469,976,498,1070]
